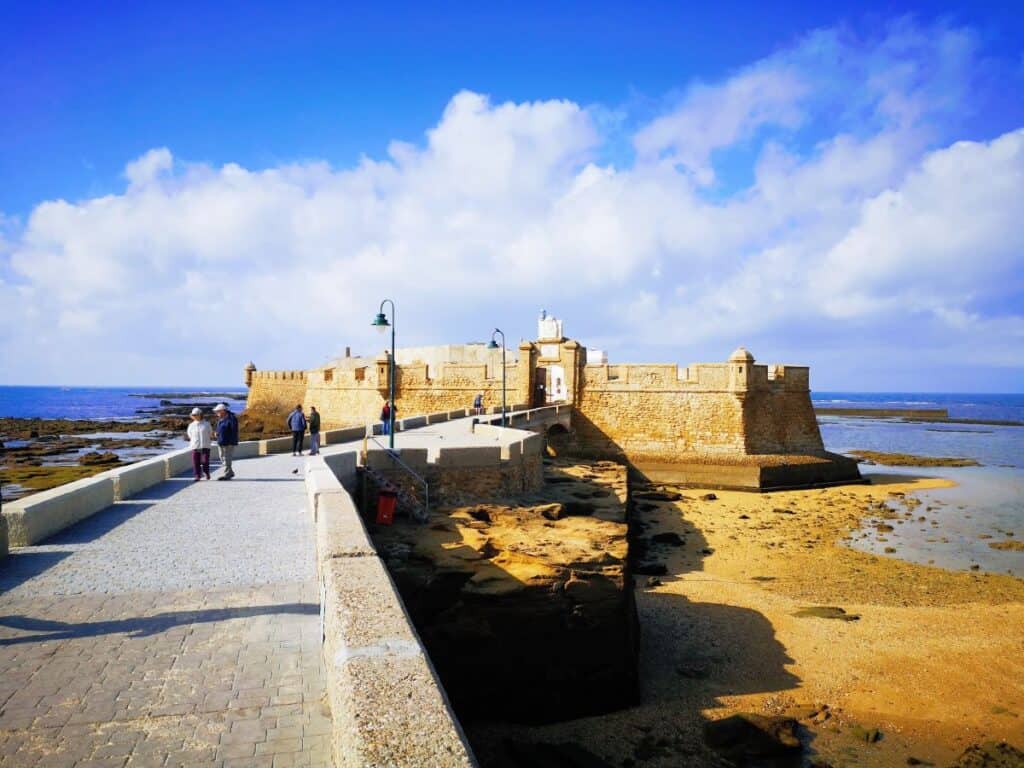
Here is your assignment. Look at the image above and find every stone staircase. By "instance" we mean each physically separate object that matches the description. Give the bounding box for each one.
[363,464,428,522]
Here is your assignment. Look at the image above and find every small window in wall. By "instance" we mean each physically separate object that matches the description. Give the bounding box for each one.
[354,367,366,382]
[324,369,334,383]
[738,366,743,373]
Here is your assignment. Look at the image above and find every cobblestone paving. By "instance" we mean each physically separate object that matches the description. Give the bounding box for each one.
[0,453,330,767]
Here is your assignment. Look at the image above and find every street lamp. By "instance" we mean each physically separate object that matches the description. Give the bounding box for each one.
[486,328,506,427]
[371,299,396,449]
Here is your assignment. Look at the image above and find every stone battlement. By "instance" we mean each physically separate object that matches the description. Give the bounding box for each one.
[245,314,861,488]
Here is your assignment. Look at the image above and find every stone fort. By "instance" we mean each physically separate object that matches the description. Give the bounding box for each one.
[245,312,859,489]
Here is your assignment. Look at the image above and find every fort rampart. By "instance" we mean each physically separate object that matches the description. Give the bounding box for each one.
[244,316,860,489]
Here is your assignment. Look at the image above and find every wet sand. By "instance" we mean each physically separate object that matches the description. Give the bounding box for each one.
[474,473,1024,766]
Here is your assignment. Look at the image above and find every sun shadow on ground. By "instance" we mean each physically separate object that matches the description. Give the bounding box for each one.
[365,451,806,767]
[0,602,319,645]
[0,550,74,593]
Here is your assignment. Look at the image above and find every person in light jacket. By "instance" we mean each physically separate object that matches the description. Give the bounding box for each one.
[187,407,213,480]
[287,404,307,456]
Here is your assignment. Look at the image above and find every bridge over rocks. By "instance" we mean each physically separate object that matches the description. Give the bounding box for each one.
[0,412,518,767]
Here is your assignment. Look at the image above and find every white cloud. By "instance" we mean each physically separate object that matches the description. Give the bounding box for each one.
[124,147,173,187]
[2,19,1022,390]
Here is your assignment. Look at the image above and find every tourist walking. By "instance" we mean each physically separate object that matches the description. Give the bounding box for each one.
[187,407,212,481]
[380,401,392,435]
[287,404,307,455]
[213,403,239,480]
[308,406,321,455]
[473,392,483,415]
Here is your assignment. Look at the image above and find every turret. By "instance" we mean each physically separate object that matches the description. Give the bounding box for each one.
[244,361,257,388]
[728,347,754,391]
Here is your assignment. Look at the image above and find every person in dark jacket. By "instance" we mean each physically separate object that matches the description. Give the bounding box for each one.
[213,403,239,480]
[308,406,321,456]
[380,401,393,435]
[287,405,307,455]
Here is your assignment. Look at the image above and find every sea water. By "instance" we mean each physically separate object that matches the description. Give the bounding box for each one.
[0,386,247,420]
[815,393,1024,576]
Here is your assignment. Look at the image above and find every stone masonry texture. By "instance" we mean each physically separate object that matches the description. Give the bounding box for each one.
[0,452,331,768]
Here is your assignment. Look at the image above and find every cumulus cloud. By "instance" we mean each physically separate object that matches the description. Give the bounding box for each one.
[2,18,1022,389]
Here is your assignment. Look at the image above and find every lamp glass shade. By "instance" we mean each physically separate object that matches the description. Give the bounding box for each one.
[372,313,390,333]
[486,339,499,350]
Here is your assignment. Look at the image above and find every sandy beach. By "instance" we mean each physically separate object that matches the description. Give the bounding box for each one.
[470,472,1024,767]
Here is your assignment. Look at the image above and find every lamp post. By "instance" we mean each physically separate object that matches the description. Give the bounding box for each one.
[486,328,506,427]
[371,299,396,450]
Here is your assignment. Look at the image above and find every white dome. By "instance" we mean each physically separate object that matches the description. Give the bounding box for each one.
[729,347,755,363]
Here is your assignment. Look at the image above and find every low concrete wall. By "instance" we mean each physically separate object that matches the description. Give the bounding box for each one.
[165,448,195,477]
[323,426,368,445]
[322,452,358,490]
[399,415,428,431]
[103,457,167,500]
[304,456,476,767]
[233,442,260,459]
[3,476,117,546]
[260,435,297,455]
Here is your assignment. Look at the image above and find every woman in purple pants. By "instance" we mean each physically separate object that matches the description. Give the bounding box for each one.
[187,407,213,480]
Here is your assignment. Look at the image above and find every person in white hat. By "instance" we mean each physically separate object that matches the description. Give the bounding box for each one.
[213,403,238,480]
[187,407,213,481]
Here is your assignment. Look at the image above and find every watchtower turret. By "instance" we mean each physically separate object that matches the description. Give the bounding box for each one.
[728,347,755,391]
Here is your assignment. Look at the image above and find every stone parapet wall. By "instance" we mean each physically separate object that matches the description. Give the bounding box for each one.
[366,430,544,507]
[574,389,749,462]
[254,360,526,430]
[246,340,850,488]
[304,455,477,767]
[247,370,309,417]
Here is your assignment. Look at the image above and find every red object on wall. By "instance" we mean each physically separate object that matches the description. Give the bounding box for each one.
[376,490,397,525]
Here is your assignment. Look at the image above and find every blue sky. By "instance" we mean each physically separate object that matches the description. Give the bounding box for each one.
[2,1,1023,390]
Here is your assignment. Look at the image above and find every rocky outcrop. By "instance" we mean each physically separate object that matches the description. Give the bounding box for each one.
[369,459,638,725]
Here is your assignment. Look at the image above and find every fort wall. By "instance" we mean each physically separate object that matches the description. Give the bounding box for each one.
[245,321,859,488]
[253,357,527,430]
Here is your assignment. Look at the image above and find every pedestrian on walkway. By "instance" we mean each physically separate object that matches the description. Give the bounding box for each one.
[287,404,307,456]
[473,392,483,415]
[308,406,321,455]
[187,407,212,480]
[213,403,239,480]
[380,401,392,435]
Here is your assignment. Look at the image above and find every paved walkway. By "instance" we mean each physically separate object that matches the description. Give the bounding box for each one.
[0,453,330,768]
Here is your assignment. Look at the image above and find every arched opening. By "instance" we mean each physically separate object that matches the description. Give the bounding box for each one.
[545,423,572,457]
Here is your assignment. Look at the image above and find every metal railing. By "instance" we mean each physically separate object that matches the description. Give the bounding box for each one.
[365,436,430,522]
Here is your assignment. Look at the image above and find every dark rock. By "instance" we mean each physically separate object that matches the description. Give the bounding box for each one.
[700,547,714,555]
[700,493,718,501]
[562,501,596,517]
[651,532,684,546]
[739,514,750,519]
[634,563,668,576]
[633,734,671,761]
[675,662,710,679]
[794,606,861,621]
[503,740,615,768]
[78,451,120,466]
[645,577,662,587]
[850,724,881,743]
[634,490,685,502]
[704,713,801,760]
[949,742,1024,768]
[468,507,492,523]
